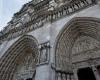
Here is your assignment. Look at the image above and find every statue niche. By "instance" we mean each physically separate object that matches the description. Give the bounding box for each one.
[39,42,50,64]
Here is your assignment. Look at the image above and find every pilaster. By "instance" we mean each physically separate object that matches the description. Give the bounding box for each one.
[35,41,51,80]
[73,68,78,80]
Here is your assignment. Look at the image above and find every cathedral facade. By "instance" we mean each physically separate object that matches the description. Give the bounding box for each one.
[0,0,100,80]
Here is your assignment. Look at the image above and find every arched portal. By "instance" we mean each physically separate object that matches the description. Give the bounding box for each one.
[55,17,100,80]
[0,35,39,80]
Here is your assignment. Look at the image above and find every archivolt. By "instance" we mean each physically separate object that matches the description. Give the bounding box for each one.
[55,17,100,72]
[0,35,39,80]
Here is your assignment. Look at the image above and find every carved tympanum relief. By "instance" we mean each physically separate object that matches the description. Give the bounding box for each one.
[72,35,100,63]
[72,35,100,55]
[13,53,36,80]
[56,35,100,71]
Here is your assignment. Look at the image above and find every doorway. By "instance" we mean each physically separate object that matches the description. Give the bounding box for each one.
[77,67,96,80]
[97,65,100,76]
[26,78,32,80]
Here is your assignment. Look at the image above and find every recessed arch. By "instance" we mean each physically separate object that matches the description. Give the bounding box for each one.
[0,35,39,80]
[54,17,100,72]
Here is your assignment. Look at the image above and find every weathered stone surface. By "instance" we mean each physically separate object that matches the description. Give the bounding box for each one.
[1,0,100,80]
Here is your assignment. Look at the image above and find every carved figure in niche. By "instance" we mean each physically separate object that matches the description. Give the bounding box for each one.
[15,23,22,28]
[24,55,32,70]
[49,0,58,10]
[21,13,30,24]
[32,0,43,5]
[40,48,47,63]
[39,42,50,63]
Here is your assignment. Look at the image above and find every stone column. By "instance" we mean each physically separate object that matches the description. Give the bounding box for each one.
[71,75,74,80]
[57,73,61,80]
[67,74,70,80]
[35,42,51,80]
[73,69,78,80]
[62,73,66,80]
[91,65,100,80]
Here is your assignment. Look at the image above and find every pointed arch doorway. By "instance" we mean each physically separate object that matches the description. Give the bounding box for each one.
[77,67,96,80]
[55,17,100,80]
[26,78,32,80]
[0,35,39,80]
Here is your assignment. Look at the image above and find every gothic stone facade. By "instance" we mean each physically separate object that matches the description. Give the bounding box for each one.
[0,0,100,80]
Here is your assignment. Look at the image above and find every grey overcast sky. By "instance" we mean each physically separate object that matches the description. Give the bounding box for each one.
[0,0,31,31]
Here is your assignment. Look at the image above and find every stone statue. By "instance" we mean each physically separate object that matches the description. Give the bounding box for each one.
[40,49,47,63]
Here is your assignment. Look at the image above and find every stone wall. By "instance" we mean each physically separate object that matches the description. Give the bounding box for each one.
[0,1,100,80]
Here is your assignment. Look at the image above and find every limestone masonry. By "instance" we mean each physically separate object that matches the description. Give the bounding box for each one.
[0,0,100,80]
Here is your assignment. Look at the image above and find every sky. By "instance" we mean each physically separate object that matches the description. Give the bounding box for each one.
[0,0,32,31]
